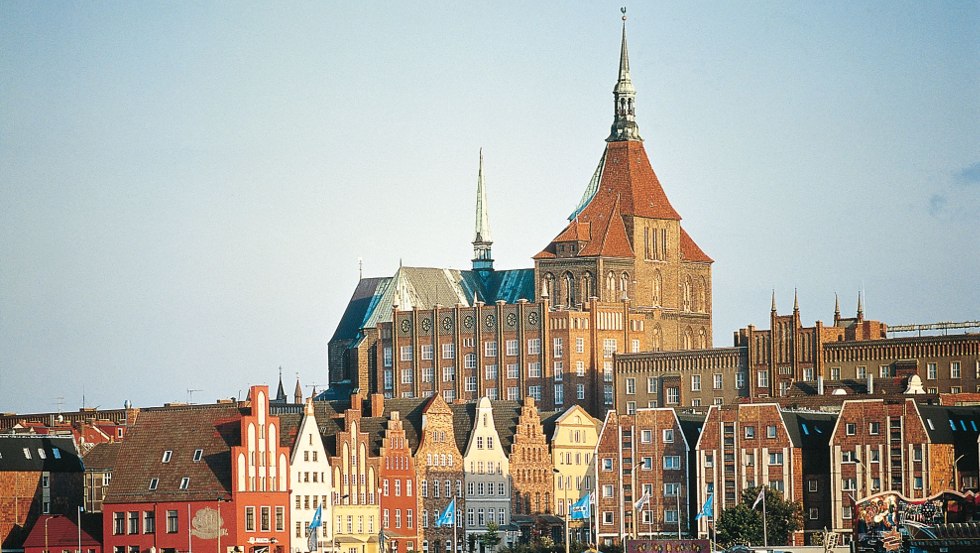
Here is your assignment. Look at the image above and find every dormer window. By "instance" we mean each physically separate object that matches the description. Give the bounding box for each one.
[162,450,173,463]
[149,478,159,490]
[193,449,203,462]
[51,448,61,459]
[179,477,190,490]
[37,448,47,459]
[23,448,31,459]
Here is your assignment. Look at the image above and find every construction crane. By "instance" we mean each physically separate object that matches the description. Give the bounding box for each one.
[886,320,980,336]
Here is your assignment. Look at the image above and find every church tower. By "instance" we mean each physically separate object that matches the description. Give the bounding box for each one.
[471,149,494,272]
[533,12,713,350]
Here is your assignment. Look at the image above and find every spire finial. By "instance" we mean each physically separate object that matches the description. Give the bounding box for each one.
[857,290,864,319]
[472,148,494,272]
[771,289,777,312]
[793,288,799,312]
[607,9,642,142]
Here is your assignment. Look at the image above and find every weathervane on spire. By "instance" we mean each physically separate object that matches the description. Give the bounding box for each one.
[608,6,642,142]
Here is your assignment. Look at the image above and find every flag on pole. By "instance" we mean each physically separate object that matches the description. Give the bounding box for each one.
[752,488,765,510]
[569,492,592,520]
[633,490,651,510]
[307,505,322,551]
[435,497,456,527]
[695,494,713,520]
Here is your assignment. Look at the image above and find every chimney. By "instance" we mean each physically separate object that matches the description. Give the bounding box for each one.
[370,393,385,418]
[817,375,825,395]
[350,393,363,413]
[867,374,874,395]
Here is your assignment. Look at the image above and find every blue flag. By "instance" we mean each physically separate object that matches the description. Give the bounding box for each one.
[695,494,713,520]
[435,497,456,527]
[307,505,322,551]
[309,505,323,530]
[569,492,592,520]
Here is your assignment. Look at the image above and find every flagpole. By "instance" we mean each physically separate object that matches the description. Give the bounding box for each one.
[453,494,458,553]
[762,489,768,548]
[675,487,680,540]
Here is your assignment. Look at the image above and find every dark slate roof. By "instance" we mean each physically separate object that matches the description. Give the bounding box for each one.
[779,410,837,449]
[80,441,121,470]
[103,405,244,504]
[675,411,706,449]
[330,277,390,343]
[0,435,82,472]
[917,405,980,445]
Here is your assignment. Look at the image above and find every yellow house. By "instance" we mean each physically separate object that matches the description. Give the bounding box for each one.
[330,398,381,553]
[550,405,601,543]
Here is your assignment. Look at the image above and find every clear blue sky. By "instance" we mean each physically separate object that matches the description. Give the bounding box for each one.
[2,2,977,413]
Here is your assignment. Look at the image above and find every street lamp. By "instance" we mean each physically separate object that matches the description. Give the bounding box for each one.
[952,454,966,491]
[553,469,569,553]
[77,506,84,553]
[45,515,62,553]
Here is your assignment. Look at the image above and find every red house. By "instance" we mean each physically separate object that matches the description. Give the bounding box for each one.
[103,386,290,553]
[378,408,419,553]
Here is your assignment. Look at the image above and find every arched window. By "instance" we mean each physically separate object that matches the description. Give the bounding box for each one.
[699,328,708,349]
[606,271,616,300]
[683,277,693,312]
[683,327,694,350]
[700,276,708,313]
[620,272,629,297]
[562,272,575,307]
[581,272,594,301]
[652,270,662,306]
[652,325,662,351]
[541,273,555,300]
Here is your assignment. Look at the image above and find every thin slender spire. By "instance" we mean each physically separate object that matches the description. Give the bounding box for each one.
[834,292,841,324]
[857,290,864,319]
[793,288,800,313]
[771,289,777,312]
[472,148,494,271]
[607,8,642,142]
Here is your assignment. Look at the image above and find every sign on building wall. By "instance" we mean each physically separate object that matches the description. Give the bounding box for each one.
[625,540,711,553]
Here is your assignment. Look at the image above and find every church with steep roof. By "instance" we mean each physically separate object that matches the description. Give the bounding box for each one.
[328,16,713,416]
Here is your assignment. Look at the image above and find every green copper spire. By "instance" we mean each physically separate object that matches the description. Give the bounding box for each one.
[472,148,494,271]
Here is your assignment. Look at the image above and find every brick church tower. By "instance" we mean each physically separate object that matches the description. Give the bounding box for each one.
[534,14,714,351]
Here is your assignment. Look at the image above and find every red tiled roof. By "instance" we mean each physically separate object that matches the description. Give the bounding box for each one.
[23,516,100,548]
[103,405,243,504]
[679,227,713,263]
[539,140,682,259]
[578,195,633,258]
[595,141,680,220]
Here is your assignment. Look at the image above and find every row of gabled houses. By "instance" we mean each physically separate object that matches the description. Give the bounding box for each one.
[4,384,980,553]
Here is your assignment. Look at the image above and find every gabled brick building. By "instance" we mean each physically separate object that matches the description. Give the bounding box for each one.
[414,395,464,553]
[379,409,419,553]
[694,403,803,543]
[594,408,691,546]
[0,435,84,553]
[508,397,554,517]
[103,386,290,553]
[329,395,382,553]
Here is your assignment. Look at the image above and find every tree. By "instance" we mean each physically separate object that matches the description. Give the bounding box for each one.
[480,522,502,553]
[715,486,803,547]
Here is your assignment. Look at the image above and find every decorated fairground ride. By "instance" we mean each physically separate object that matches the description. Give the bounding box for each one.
[853,490,980,552]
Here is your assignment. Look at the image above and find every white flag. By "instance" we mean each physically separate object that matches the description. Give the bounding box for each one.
[634,491,651,510]
[751,488,765,510]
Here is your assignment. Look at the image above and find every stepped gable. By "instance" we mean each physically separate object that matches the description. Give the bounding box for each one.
[103,404,243,503]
